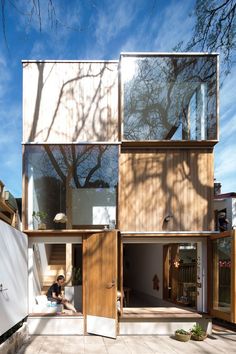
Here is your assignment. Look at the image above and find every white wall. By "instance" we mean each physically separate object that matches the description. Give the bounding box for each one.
[29,244,53,312]
[124,244,163,299]
[214,198,235,229]
[30,244,52,302]
[0,220,28,335]
[232,198,236,229]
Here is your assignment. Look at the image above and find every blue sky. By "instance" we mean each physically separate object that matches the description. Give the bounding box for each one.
[0,0,235,197]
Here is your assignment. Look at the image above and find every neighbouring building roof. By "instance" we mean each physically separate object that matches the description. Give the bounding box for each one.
[214,192,236,199]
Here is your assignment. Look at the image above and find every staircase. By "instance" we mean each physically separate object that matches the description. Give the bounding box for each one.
[41,244,66,294]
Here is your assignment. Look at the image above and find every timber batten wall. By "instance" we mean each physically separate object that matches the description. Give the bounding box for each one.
[119,148,214,232]
[23,61,119,143]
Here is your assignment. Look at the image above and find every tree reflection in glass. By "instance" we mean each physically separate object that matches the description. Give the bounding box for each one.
[25,145,118,229]
[121,55,217,141]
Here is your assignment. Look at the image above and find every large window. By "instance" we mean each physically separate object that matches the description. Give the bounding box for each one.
[120,54,218,141]
[25,144,119,229]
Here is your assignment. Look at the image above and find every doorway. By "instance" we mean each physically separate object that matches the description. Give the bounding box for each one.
[163,243,197,309]
[122,240,204,311]
[123,243,165,307]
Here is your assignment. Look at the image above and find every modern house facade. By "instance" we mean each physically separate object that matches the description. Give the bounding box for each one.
[21,53,236,337]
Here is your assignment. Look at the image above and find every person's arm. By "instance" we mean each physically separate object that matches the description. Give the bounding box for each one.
[51,283,62,300]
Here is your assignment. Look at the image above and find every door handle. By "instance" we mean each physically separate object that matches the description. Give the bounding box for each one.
[106,280,116,289]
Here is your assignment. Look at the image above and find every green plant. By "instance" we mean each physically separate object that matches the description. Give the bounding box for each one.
[191,324,205,336]
[175,329,191,335]
[175,328,191,342]
[72,267,82,285]
[32,211,47,223]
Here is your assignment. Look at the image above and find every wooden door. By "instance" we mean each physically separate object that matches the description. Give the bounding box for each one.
[163,245,170,300]
[170,244,179,302]
[163,244,179,302]
[84,231,118,338]
[208,231,236,323]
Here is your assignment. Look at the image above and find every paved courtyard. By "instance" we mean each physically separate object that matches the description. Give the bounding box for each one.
[16,326,236,354]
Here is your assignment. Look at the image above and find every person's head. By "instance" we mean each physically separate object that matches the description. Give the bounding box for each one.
[57,275,65,285]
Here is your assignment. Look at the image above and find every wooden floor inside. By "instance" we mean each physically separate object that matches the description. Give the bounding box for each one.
[121,307,203,319]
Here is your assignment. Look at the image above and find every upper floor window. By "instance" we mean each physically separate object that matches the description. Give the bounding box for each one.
[120,54,218,141]
[25,144,119,230]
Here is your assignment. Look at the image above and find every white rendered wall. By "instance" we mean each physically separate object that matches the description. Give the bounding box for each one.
[0,221,28,335]
[214,198,234,229]
[232,198,236,229]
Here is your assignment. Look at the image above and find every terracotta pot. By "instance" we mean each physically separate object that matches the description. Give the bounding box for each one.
[175,332,191,342]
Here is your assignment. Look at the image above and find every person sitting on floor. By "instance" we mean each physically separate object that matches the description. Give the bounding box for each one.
[46,274,77,313]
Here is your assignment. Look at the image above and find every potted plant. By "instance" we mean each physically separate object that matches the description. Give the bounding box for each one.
[174,329,191,342]
[32,211,47,230]
[191,323,207,341]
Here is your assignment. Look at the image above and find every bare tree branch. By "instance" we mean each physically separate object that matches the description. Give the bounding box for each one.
[187,0,236,74]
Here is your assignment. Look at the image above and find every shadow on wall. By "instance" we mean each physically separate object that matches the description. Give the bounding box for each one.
[23,61,118,143]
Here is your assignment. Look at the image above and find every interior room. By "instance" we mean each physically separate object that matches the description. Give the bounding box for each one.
[123,242,197,310]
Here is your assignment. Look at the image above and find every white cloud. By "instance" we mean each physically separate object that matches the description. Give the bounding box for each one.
[94,0,138,49]
[120,0,195,52]
[0,102,22,196]
[220,65,236,109]
[219,112,236,140]
[152,0,194,51]
[215,137,236,193]
[11,0,83,43]
[29,41,48,58]
[0,54,11,99]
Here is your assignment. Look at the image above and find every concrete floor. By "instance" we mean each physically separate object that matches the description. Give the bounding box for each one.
[16,326,236,354]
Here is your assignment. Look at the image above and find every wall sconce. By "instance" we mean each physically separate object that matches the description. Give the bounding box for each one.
[53,213,67,223]
[164,214,173,222]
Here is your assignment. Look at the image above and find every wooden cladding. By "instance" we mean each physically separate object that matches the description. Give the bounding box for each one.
[119,148,214,231]
[23,61,118,143]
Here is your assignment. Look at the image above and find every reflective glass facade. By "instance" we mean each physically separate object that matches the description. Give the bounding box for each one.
[121,54,218,141]
[25,144,119,229]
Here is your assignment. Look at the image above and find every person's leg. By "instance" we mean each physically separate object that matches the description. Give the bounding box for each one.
[62,300,77,313]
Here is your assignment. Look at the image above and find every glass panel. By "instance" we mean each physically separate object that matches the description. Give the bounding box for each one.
[25,145,119,229]
[213,237,231,312]
[121,55,217,141]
